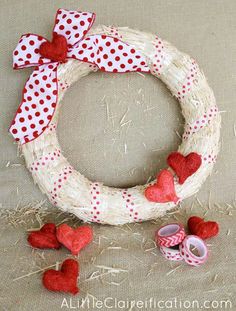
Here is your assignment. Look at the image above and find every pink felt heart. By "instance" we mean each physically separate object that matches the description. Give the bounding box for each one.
[145,169,179,203]
[39,33,68,62]
[56,224,93,255]
[167,152,202,184]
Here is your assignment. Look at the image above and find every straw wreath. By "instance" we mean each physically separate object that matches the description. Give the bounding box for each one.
[21,26,221,225]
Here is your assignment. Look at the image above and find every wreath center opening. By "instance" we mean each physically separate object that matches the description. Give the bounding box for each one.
[58,72,184,188]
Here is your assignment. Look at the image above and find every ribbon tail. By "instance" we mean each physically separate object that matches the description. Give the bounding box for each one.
[9,63,59,144]
[68,34,150,73]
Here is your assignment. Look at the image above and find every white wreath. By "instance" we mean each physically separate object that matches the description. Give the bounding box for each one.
[18,25,220,225]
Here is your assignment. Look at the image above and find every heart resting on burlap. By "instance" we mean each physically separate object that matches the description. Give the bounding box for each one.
[28,223,61,249]
[43,259,79,295]
[56,224,93,255]
[188,216,219,239]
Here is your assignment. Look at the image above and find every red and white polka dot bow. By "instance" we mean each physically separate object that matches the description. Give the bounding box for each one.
[10,8,149,144]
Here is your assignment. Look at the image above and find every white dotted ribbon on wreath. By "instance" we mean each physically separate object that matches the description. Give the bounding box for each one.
[58,78,70,91]
[203,153,217,164]
[30,149,61,171]
[176,60,199,101]
[46,122,57,132]
[183,106,218,139]
[151,36,165,76]
[89,182,102,223]
[106,26,123,39]
[121,189,141,222]
[49,166,73,205]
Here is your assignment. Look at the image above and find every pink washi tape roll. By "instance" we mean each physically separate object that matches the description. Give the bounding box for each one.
[179,235,208,266]
[160,245,183,261]
[155,223,186,247]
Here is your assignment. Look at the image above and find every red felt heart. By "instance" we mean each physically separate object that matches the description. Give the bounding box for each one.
[188,216,219,239]
[28,223,60,249]
[167,152,202,184]
[145,169,179,203]
[56,224,93,256]
[43,259,79,295]
[39,33,68,62]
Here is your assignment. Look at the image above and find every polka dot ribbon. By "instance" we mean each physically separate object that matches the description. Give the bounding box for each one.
[9,8,150,144]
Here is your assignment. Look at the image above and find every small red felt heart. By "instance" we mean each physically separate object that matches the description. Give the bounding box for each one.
[167,152,202,184]
[56,224,93,255]
[43,259,79,295]
[145,169,179,203]
[188,216,219,239]
[28,223,60,249]
[39,33,68,62]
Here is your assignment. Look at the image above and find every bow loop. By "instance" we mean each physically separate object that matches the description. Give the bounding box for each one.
[13,34,52,69]
[10,8,150,145]
[13,9,95,69]
[53,8,96,47]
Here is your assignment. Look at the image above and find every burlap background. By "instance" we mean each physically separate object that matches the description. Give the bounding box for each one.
[0,0,235,310]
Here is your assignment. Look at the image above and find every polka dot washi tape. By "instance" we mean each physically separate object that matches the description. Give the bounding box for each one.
[159,245,183,261]
[179,235,208,266]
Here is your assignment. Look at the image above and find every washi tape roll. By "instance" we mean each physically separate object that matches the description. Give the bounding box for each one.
[160,245,183,261]
[155,223,186,247]
[179,235,208,266]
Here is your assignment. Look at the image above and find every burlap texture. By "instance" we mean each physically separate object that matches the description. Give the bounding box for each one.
[0,0,235,310]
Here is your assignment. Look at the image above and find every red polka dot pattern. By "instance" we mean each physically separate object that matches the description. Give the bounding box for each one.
[13,34,51,69]
[10,9,151,145]
[121,189,141,222]
[175,60,199,101]
[106,26,123,39]
[88,63,99,72]
[183,106,218,140]
[173,59,200,100]
[58,78,70,91]
[159,245,183,261]
[68,34,149,73]
[90,182,101,223]
[49,166,73,205]
[9,63,58,144]
[46,122,57,132]
[30,149,61,171]
[53,9,95,47]
[151,36,165,76]
[179,235,208,266]
[203,153,217,164]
